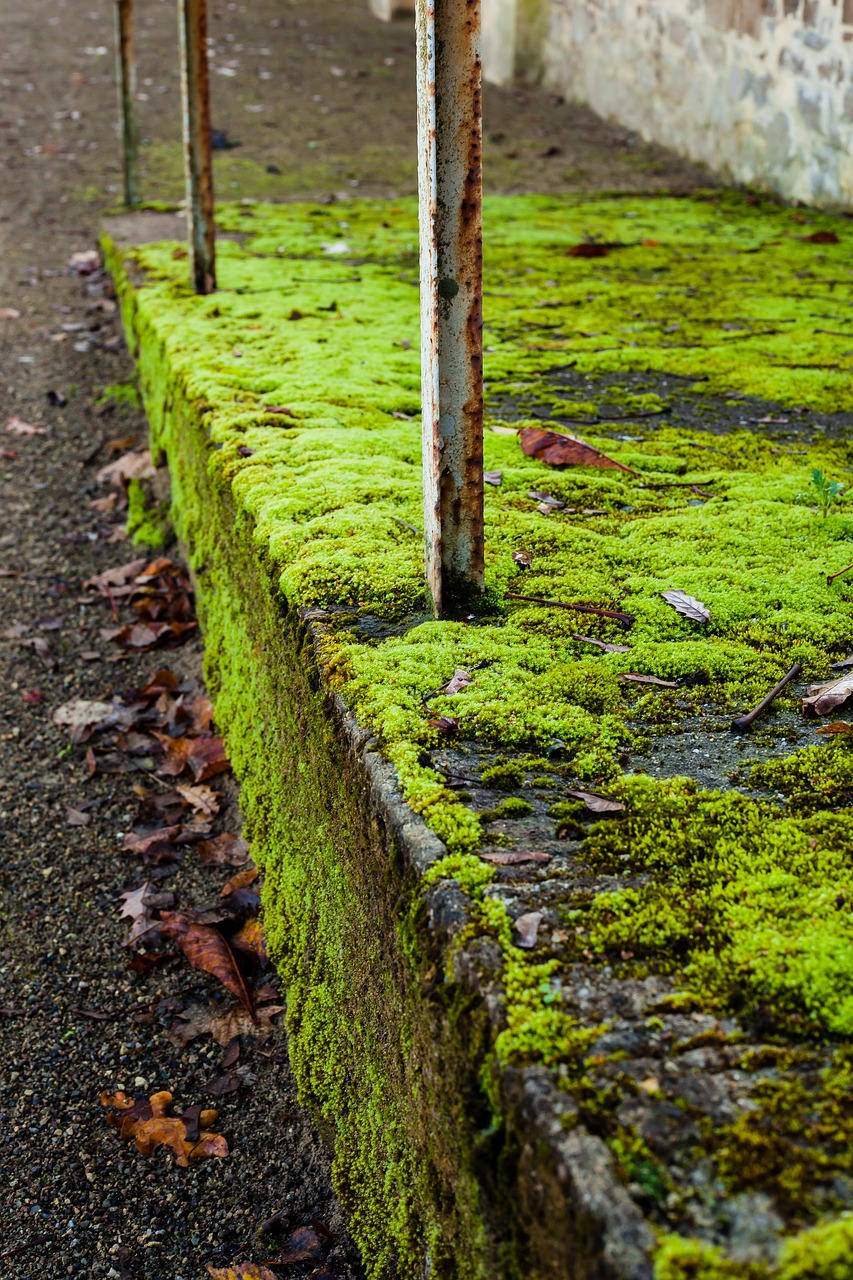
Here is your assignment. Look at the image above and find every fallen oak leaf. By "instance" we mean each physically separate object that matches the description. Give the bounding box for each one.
[118,882,152,920]
[175,784,221,816]
[198,833,251,866]
[568,789,625,813]
[168,1000,285,1048]
[102,1089,228,1167]
[519,426,639,474]
[661,589,711,624]
[618,673,679,687]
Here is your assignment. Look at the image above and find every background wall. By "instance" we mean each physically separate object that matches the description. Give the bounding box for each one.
[485,0,853,206]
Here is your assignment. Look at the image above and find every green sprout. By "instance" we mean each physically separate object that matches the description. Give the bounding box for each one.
[811,468,845,518]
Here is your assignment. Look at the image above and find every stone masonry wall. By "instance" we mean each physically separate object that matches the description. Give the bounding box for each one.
[481,0,853,206]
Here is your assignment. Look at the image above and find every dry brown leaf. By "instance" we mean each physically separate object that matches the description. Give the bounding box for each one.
[159,913,254,1014]
[444,669,472,696]
[568,789,625,813]
[519,427,638,474]
[618,673,678,687]
[207,1265,277,1280]
[230,918,268,967]
[220,866,258,898]
[175,784,221,816]
[52,698,117,743]
[661,590,711,624]
[96,449,155,486]
[802,672,853,716]
[187,735,230,782]
[102,1089,228,1167]
[815,721,853,736]
[198,833,251,866]
[514,911,544,948]
[168,1001,285,1048]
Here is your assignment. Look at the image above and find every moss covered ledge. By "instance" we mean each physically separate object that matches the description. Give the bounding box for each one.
[104,194,853,1280]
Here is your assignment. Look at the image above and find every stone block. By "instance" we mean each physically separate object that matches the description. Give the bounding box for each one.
[735,0,764,36]
[706,0,737,29]
[797,83,823,129]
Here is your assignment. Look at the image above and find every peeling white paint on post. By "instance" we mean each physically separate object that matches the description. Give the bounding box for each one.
[115,0,140,207]
[178,0,216,294]
[416,0,485,617]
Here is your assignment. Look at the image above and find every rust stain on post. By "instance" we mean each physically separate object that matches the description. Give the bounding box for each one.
[178,0,216,294]
[115,0,140,207]
[416,0,484,617]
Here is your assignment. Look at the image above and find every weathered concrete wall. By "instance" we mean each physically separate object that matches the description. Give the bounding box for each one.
[478,0,853,207]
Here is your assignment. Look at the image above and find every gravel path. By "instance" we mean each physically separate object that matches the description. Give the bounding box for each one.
[0,2,709,1276]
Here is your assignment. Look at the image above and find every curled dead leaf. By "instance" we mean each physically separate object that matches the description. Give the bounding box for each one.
[815,721,853,736]
[568,789,625,813]
[802,672,853,716]
[519,427,638,474]
[573,634,632,654]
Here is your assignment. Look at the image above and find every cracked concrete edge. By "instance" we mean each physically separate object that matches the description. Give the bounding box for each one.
[303,613,655,1280]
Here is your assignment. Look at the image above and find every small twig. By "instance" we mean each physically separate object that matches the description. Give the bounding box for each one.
[0,1236,51,1262]
[731,662,802,733]
[638,478,718,490]
[391,516,422,536]
[827,561,853,587]
[505,592,635,629]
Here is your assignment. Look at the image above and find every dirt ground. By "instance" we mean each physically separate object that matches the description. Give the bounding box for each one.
[0,2,712,1277]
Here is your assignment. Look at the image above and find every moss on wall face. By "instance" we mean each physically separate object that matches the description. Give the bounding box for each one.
[104,191,853,1280]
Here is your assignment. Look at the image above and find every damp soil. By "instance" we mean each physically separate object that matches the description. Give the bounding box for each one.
[491,366,853,443]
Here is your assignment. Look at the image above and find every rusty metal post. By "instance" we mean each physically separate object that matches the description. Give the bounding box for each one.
[415,0,485,617]
[115,0,140,207]
[178,0,216,293]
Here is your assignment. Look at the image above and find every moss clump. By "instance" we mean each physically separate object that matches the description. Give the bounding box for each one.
[479,797,534,822]
[126,476,171,549]
[712,1060,853,1220]
[480,760,526,792]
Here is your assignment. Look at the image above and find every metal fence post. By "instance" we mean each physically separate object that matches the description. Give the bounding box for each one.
[415,0,485,617]
[115,0,140,207]
[178,0,216,293]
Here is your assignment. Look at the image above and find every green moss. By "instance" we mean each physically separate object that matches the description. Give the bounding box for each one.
[103,191,853,1280]
[654,1235,767,1280]
[479,797,534,822]
[480,760,526,791]
[126,476,171,549]
[779,1215,853,1279]
[97,378,139,409]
